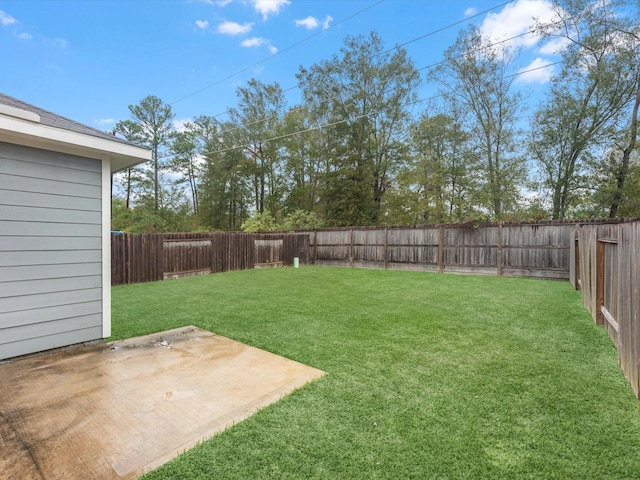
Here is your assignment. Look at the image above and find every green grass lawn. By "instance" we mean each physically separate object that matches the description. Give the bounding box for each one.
[111,267,640,479]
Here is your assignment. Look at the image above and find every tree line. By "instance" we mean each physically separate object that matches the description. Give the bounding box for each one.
[111,0,640,233]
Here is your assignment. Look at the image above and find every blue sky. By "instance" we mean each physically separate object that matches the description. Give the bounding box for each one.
[1,0,562,131]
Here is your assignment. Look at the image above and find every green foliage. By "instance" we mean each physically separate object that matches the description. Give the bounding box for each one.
[113,9,640,229]
[111,196,200,233]
[240,210,279,233]
[298,31,420,225]
[430,25,526,220]
[530,0,639,219]
[282,209,324,231]
[110,268,640,479]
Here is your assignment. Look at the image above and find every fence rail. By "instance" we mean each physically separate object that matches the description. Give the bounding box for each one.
[572,220,640,399]
[111,232,309,286]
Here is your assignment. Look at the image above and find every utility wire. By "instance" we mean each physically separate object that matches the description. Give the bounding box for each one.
[202,0,524,138]
[169,0,386,106]
[380,0,513,55]
[201,20,562,141]
[171,0,516,113]
[194,60,561,158]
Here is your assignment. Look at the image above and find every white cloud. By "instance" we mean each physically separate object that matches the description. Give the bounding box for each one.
[295,16,318,30]
[195,20,210,30]
[217,20,253,35]
[250,0,290,20]
[240,36,276,53]
[217,0,233,5]
[241,36,266,47]
[515,57,555,84]
[464,7,477,17]
[172,118,192,133]
[53,37,69,48]
[538,35,570,55]
[322,15,333,30]
[479,0,558,50]
[18,32,32,40]
[0,10,17,26]
[96,118,116,126]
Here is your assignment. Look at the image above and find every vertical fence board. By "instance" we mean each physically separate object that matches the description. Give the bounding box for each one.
[617,222,640,398]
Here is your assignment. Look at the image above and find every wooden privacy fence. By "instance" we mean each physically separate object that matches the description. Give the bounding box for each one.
[572,220,640,398]
[302,222,586,280]
[111,232,309,286]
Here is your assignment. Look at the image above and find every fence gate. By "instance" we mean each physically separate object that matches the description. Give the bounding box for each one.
[254,238,283,268]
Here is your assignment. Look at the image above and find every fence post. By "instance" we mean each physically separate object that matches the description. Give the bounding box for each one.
[313,230,318,265]
[497,222,503,276]
[596,236,605,325]
[349,229,354,268]
[571,228,580,290]
[438,226,444,273]
[384,227,389,270]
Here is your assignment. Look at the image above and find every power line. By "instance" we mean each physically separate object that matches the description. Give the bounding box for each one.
[194,60,561,158]
[169,0,386,106]
[203,0,524,139]
[381,0,513,55]
[201,21,558,141]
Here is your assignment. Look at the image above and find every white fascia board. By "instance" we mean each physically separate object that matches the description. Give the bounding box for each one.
[0,114,151,172]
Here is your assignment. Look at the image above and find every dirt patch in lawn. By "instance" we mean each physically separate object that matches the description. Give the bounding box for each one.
[0,326,325,479]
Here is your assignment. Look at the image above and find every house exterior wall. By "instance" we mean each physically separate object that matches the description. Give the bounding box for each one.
[0,141,103,359]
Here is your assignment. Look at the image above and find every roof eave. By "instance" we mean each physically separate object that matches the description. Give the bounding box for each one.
[0,114,151,173]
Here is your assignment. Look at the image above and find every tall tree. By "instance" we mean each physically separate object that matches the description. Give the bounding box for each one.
[430,25,525,219]
[113,120,145,209]
[197,117,250,230]
[297,31,421,226]
[124,95,175,211]
[169,126,201,214]
[280,105,324,215]
[228,79,286,217]
[407,110,476,223]
[531,0,639,218]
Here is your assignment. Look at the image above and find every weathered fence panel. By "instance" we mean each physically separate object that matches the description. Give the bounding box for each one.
[617,222,640,397]
[441,225,499,275]
[573,219,640,399]
[577,228,597,320]
[111,232,308,286]
[502,224,571,279]
[387,227,440,272]
[305,222,578,279]
[255,237,283,268]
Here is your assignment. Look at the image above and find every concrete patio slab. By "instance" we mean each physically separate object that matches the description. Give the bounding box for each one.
[0,326,325,479]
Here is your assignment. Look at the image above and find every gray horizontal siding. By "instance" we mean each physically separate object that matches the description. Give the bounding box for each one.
[0,287,102,314]
[0,205,101,224]
[0,157,101,186]
[0,301,101,329]
[0,141,102,173]
[0,172,101,198]
[0,275,102,299]
[0,326,103,360]
[0,189,101,211]
[0,220,101,237]
[0,250,101,266]
[1,314,102,344]
[0,263,101,283]
[0,142,104,360]
[0,236,101,251]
